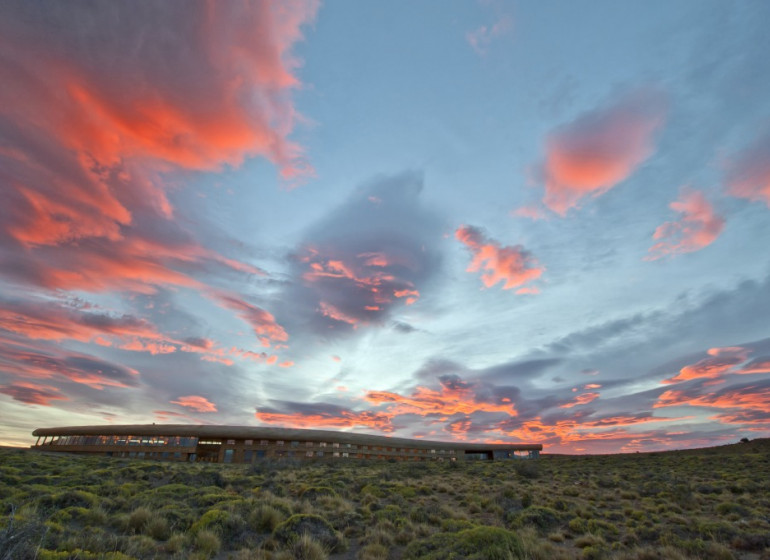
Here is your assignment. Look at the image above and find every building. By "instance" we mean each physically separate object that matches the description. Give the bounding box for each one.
[32,424,542,463]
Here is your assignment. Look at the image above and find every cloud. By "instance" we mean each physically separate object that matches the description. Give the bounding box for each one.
[170,395,217,413]
[466,15,512,55]
[724,129,770,207]
[0,2,314,368]
[655,380,770,414]
[213,292,288,348]
[278,172,442,337]
[364,377,518,420]
[538,88,667,215]
[735,357,770,374]
[256,401,393,432]
[0,382,68,406]
[559,392,600,409]
[663,346,754,384]
[0,343,140,390]
[647,189,724,259]
[455,225,543,292]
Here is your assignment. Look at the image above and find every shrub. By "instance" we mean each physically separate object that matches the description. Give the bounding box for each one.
[404,526,524,559]
[299,486,337,500]
[194,529,221,557]
[127,506,152,533]
[290,533,329,560]
[358,543,389,560]
[252,504,286,532]
[273,514,345,552]
[508,507,562,532]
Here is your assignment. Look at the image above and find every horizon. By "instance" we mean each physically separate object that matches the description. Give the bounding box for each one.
[1,1,769,454]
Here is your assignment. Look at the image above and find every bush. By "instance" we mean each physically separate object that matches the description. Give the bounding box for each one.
[194,529,221,557]
[404,526,524,559]
[273,514,345,552]
[290,533,329,560]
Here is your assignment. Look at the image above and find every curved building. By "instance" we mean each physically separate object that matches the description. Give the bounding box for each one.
[32,424,542,463]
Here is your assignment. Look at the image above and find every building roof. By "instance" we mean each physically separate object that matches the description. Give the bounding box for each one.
[32,424,542,451]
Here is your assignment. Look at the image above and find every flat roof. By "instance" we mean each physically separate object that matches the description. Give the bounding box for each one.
[32,424,542,451]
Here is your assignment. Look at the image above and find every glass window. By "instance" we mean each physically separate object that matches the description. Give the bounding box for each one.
[244,450,253,462]
[333,442,339,448]
[333,451,340,457]
[319,442,327,447]
[277,440,285,445]
[306,451,313,457]
[306,441,313,447]
[290,441,299,447]
[260,440,269,445]
[226,439,236,445]
[342,452,349,458]
[223,449,234,463]
[245,440,253,446]
[316,451,324,457]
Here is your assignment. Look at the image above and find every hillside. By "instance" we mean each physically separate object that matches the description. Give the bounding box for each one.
[1,439,769,559]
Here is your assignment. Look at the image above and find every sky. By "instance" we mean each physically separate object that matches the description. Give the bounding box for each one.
[1,1,769,453]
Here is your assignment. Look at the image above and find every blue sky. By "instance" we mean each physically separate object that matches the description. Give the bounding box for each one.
[1,0,769,452]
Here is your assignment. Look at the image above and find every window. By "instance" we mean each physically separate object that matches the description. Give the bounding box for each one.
[245,440,253,446]
[260,440,269,445]
[306,451,314,457]
[226,439,236,445]
[290,441,299,447]
[316,451,324,457]
[223,449,234,463]
[319,442,327,447]
[306,441,313,447]
[430,449,436,454]
[333,452,340,457]
[277,440,285,445]
[342,452,349,458]
[333,442,340,448]
[244,450,253,462]
[362,445,368,450]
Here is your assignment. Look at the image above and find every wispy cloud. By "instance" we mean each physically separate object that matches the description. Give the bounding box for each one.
[455,225,543,292]
[647,189,724,260]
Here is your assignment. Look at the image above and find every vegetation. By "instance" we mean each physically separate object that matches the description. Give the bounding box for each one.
[1,438,769,559]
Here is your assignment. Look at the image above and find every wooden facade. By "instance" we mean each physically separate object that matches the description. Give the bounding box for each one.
[31,424,542,464]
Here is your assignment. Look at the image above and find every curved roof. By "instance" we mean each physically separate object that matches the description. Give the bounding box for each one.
[32,424,542,451]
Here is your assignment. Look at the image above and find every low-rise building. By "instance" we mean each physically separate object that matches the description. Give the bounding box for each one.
[32,424,542,463]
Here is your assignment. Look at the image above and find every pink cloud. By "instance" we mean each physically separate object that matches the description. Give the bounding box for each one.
[647,189,724,259]
[455,225,544,292]
[539,88,666,215]
[213,292,289,348]
[0,381,68,406]
[724,130,770,207]
[170,395,217,413]
[466,15,512,55]
[559,392,600,409]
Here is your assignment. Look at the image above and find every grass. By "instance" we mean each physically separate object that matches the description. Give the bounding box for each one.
[0,438,769,559]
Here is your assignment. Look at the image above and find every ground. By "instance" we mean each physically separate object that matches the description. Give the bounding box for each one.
[1,439,769,559]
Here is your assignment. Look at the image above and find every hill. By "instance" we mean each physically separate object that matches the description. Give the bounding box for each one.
[1,439,769,559]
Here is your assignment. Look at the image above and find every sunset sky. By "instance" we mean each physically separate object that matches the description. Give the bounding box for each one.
[1,1,769,453]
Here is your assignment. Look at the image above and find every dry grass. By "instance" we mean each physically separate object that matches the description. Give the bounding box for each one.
[1,439,769,559]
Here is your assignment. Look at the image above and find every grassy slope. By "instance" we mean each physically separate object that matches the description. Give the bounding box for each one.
[1,439,769,559]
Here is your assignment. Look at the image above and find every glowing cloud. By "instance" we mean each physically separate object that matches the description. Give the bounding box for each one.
[724,130,770,207]
[647,189,724,259]
[559,392,600,409]
[256,403,393,432]
[664,347,750,384]
[170,395,217,413]
[455,225,543,292]
[0,381,68,406]
[539,88,666,215]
